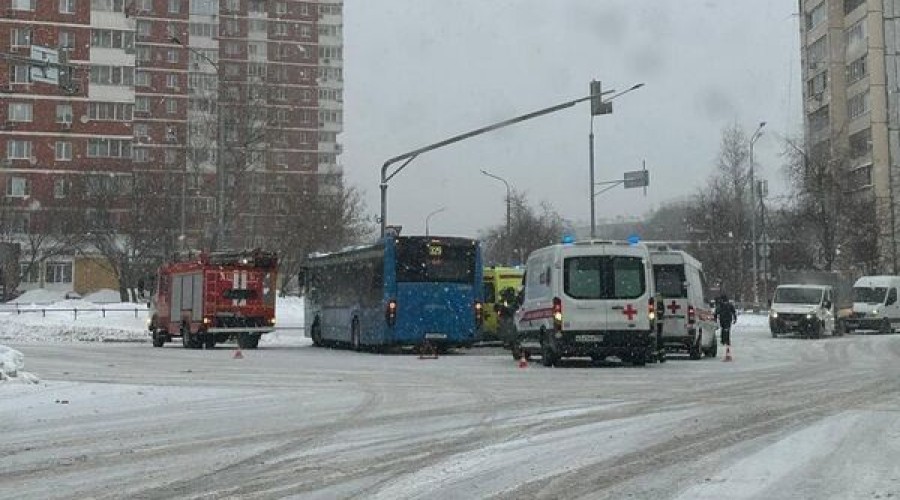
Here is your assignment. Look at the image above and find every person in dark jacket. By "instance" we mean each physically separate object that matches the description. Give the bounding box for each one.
[714,294,738,346]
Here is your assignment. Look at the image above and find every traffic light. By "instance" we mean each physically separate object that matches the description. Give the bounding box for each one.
[590,80,613,116]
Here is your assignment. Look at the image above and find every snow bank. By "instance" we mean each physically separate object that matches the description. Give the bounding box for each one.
[82,288,126,303]
[0,296,306,346]
[0,344,40,384]
[11,289,70,304]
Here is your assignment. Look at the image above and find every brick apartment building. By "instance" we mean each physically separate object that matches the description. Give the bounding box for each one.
[0,0,343,296]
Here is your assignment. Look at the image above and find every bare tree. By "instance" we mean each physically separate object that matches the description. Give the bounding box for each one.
[479,190,571,266]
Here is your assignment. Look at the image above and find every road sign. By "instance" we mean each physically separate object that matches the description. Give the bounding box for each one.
[623,169,649,189]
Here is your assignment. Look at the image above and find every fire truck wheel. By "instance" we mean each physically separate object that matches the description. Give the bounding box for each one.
[181,326,201,349]
[237,333,260,349]
[151,330,165,348]
[203,336,216,349]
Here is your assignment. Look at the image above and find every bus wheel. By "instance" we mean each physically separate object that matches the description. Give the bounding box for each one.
[237,333,260,349]
[350,319,361,351]
[311,320,323,347]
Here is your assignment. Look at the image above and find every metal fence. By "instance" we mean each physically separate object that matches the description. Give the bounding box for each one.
[0,304,148,319]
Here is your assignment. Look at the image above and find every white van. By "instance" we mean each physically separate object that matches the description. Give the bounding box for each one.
[845,275,900,333]
[649,247,718,359]
[768,284,838,338]
[514,240,657,366]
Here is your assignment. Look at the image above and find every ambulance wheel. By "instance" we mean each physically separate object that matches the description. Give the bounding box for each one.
[540,337,558,367]
[704,336,718,358]
[237,333,260,349]
[880,318,892,335]
[510,344,522,361]
[151,330,165,348]
[689,340,703,360]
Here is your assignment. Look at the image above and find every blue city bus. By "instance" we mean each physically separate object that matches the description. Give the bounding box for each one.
[302,235,484,351]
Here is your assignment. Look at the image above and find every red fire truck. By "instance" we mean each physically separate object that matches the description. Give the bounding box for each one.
[148,249,278,349]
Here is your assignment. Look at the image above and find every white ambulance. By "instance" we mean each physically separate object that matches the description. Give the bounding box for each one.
[648,247,718,359]
[514,240,658,366]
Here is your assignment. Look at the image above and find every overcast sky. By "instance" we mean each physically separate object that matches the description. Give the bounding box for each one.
[341,0,801,238]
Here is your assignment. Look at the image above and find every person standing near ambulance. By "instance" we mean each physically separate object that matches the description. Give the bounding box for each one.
[714,295,738,346]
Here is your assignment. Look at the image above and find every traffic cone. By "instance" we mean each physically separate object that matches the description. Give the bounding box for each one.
[233,348,244,359]
[518,354,528,369]
[723,345,732,362]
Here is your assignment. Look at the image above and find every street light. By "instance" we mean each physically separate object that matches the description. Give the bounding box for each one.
[171,36,226,250]
[424,207,447,236]
[480,169,511,235]
[749,121,767,308]
[589,82,645,239]
[379,85,631,237]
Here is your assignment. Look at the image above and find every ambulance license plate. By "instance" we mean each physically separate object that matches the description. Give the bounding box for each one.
[425,333,447,340]
[575,335,602,343]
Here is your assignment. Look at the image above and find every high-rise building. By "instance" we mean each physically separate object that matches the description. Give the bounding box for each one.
[0,0,344,294]
[799,0,898,271]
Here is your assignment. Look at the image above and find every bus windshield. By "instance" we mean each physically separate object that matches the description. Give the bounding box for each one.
[395,239,477,283]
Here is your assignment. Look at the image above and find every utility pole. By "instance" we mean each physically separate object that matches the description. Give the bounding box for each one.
[480,169,511,262]
[749,121,766,308]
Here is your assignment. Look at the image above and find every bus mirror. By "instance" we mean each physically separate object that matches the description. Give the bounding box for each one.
[823,300,832,310]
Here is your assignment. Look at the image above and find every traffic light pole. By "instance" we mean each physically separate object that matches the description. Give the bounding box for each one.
[379,88,625,236]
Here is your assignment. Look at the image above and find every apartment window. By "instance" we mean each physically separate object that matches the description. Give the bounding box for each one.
[248,0,264,13]
[846,19,867,54]
[168,0,180,13]
[135,96,150,112]
[224,64,241,77]
[852,164,873,189]
[87,138,131,158]
[167,74,179,88]
[275,1,286,14]
[224,41,241,56]
[807,35,827,70]
[11,0,35,11]
[167,49,179,63]
[136,46,151,63]
[248,42,263,57]
[6,177,29,197]
[166,99,178,114]
[805,2,826,31]
[56,104,73,123]
[7,140,31,159]
[249,19,266,32]
[809,105,829,133]
[847,90,870,120]
[53,178,68,198]
[850,127,872,159]
[224,0,238,11]
[55,141,72,161]
[273,22,288,36]
[135,70,150,86]
[300,25,311,38]
[137,20,151,37]
[164,149,177,164]
[844,0,865,15]
[59,31,75,49]
[9,65,30,83]
[188,0,214,14]
[10,29,30,47]
[88,103,133,121]
[190,22,218,37]
[91,0,125,11]
[59,0,75,13]
[248,63,265,78]
[91,29,135,50]
[138,0,151,10]
[133,148,150,163]
[134,123,148,138]
[847,55,867,84]
[7,102,33,122]
[90,66,134,85]
[46,262,73,284]
[19,263,39,283]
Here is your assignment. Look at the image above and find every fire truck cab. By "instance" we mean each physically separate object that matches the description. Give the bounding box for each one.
[148,249,278,349]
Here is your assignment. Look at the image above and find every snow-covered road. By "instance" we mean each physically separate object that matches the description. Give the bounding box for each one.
[2,318,900,499]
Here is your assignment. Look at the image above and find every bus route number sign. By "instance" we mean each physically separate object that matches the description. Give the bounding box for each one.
[428,244,443,257]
